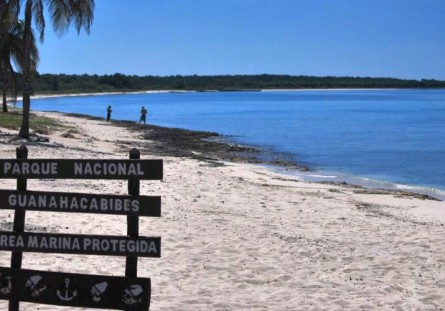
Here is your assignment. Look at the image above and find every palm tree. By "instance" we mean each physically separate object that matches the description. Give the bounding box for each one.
[0,17,39,113]
[19,0,94,138]
[0,0,18,27]
[0,0,18,112]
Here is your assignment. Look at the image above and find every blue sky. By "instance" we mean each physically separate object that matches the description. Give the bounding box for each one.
[36,0,445,80]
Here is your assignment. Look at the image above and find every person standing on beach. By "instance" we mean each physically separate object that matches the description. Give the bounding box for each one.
[139,106,148,124]
[106,106,112,122]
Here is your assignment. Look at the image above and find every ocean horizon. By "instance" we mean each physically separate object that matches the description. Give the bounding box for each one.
[23,89,445,200]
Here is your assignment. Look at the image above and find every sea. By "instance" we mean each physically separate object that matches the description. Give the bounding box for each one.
[23,89,445,200]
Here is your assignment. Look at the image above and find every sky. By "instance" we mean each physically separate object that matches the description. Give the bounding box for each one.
[35,0,445,80]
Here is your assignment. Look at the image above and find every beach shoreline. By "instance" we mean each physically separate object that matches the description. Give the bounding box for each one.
[44,111,445,201]
[22,106,445,200]
[7,96,445,201]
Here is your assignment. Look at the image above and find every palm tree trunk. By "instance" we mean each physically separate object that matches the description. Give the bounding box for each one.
[2,84,8,113]
[18,0,32,138]
[1,67,7,112]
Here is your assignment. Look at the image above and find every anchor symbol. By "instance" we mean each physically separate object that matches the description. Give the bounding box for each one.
[56,278,77,301]
[0,275,12,294]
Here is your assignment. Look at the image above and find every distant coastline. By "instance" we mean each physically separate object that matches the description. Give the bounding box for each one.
[15,73,445,96]
[8,86,440,103]
[7,90,193,103]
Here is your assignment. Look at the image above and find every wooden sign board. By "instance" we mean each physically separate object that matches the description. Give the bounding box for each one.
[0,159,163,180]
[0,190,161,217]
[0,232,161,258]
[0,267,150,310]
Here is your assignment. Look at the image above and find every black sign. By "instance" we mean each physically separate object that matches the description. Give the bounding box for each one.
[0,232,161,258]
[0,159,163,180]
[0,267,150,310]
[0,190,161,217]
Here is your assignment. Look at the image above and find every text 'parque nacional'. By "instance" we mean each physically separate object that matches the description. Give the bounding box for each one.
[0,159,163,180]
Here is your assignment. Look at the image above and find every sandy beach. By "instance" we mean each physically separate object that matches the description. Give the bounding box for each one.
[1,111,445,310]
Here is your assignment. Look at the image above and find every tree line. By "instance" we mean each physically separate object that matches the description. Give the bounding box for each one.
[21,73,445,94]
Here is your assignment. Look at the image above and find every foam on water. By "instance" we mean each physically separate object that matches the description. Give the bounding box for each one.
[277,167,445,200]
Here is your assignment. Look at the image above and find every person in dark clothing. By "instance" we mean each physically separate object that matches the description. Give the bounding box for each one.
[139,106,148,124]
[106,106,112,122]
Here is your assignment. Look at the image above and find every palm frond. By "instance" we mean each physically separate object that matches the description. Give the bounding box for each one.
[32,0,45,42]
[70,0,94,34]
[47,0,70,37]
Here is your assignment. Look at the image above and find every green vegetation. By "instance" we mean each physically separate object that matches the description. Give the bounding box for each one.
[17,0,94,138]
[0,109,65,134]
[0,1,38,113]
[0,110,22,129]
[25,73,445,94]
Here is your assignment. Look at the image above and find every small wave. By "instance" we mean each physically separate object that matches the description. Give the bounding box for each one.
[392,184,445,199]
[275,167,445,200]
[306,174,337,179]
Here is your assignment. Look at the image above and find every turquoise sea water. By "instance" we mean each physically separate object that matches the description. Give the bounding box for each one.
[25,89,445,199]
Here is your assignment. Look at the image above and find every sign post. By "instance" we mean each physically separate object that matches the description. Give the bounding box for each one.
[127,148,140,278]
[0,146,162,310]
[9,145,28,311]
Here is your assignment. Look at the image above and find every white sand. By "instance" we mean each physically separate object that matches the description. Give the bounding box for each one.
[1,112,444,310]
